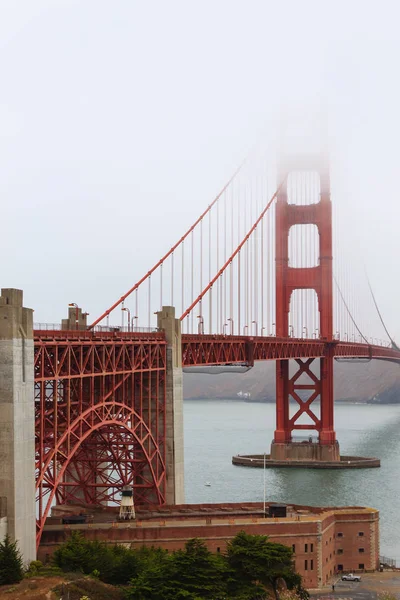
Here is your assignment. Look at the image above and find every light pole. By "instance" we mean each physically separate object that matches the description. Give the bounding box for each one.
[303,326,308,339]
[243,324,248,335]
[261,326,266,336]
[223,323,228,335]
[132,316,138,331]
[289,325,294,338]
[227,317,234,335]
[335,331,340,340]
[263,451,266,517]
[68,303,79,330]
[270,323,276,336]
[314,328,320,339]
[252,320,258,336]
[122,307,131,331]
[197,315,204,334]
[344,332,348,341]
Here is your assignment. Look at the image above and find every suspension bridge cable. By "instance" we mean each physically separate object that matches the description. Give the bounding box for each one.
[333,275,369,345]
[366,275,399,350]
[180,180,285,322]
[88,157,248,329]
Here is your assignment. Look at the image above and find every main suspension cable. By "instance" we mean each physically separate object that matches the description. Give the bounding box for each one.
[366,275,399,350]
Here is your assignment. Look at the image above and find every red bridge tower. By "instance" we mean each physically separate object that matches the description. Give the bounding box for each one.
[271,157,339,462]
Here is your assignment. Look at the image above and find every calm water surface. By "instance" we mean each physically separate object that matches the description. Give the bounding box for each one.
[184,400,400,561]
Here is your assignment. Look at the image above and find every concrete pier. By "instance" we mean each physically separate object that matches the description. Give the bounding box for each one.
[157,306,184,504]
[0,289,36,563]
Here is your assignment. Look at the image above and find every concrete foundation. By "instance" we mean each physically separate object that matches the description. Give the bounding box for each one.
[157,307,184,504]
[270,441,340,462]
[232,454,381,469]
[0,289,36,563]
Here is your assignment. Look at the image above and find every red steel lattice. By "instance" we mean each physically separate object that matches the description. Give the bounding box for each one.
[34,330,167,547]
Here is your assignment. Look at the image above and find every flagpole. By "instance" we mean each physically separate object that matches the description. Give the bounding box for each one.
[263,451,266,516]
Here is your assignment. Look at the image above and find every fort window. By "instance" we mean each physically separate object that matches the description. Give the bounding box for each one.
[292,544,296,553]
[310,543,313,552]
[305,543,308,552]
[311,559,314,570]
[305,559,308,570]
[359,563,365,569]
[337,532,343,537]
[338,549,343,555]
[358,531,364,537]
[337,564,343,571]
[359,548,365,553]
[217,547,220,553]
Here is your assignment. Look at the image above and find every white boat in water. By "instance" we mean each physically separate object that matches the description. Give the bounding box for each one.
[237,390,251,399]
[204,481,211,487]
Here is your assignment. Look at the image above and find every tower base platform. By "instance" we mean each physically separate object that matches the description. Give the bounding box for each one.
[232,449,380,469]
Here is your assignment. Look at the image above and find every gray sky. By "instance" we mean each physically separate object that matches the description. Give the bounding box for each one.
[1,1,400,337]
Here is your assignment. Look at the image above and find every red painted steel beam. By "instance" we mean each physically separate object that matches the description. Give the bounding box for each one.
[181,334,400,366]
[34,330,168,549]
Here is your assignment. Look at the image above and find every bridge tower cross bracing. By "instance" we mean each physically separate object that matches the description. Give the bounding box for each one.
[272,156,339,461]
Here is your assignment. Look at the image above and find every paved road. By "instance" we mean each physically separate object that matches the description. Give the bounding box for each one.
[311,571,400,600]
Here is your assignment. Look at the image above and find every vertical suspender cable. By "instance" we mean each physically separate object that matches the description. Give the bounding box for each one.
[135,289,138,331]
[148,276,151,329]
[171,252,174,308]
[238,250,241,334]
[200,219,203,320]
[217,198,220,332]
[160,263,163,311]
[191,230,194,333]
[181,242,185,331]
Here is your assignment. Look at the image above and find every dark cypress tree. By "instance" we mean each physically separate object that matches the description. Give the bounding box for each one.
[0,535,24,585]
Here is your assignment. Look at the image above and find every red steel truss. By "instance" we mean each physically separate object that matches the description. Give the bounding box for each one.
[34,330,167,547]
[181,335,400,366]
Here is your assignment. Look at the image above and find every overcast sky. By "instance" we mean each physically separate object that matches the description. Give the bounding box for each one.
[1,1,400,338]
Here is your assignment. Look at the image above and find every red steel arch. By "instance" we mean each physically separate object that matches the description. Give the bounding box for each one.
[34,330,167,547]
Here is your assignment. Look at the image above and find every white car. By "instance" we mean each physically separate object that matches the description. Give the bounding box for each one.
[341,573,361,582]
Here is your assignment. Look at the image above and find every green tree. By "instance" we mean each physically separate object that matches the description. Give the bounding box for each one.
[0,535,24,585]
[226,531,303,598]
[126,539,227,600]
[53,532,139,585]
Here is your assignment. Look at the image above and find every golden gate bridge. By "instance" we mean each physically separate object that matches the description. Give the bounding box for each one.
[31,147,400,548]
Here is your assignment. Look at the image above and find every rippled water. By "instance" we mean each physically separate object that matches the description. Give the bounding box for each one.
[184,399,400,561]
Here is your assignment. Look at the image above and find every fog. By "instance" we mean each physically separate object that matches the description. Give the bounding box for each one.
[1,1,400,338]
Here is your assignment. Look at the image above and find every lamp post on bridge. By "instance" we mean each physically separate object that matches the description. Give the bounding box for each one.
[227,317,234,335]
[132,316,138,331]
[252,320,258,336]
[223,323,228,335]
[122,306,131,332]
[271,322,276,336]
[261,326,266,336]
[289,325,294,338]
[197,315,204,334]
[303,326,308,339]
[243,325,248,335]
[335,331,340,340]
[344,332,348,341]
[68,303,79,330]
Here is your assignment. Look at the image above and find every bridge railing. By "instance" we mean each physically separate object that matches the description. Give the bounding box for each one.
[33,323,159,333]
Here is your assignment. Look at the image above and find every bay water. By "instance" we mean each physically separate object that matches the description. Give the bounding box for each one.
[184,400,400,561]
